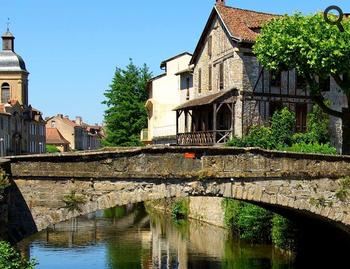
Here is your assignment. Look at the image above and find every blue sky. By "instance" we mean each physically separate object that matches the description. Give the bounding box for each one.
[0,0,348,124]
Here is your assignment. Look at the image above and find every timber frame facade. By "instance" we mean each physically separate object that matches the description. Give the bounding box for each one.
[174,1,345,151]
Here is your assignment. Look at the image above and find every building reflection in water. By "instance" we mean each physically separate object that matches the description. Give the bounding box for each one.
[18,203,294,269]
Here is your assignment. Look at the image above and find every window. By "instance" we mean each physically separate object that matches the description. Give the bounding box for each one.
[296,74,307,89]
[270,71,281,87]
[1,83,10,104]
[186,77,190,100]
[198,68,202,93]
[295,103,307,132]
[208,36,212,58]
[208,65,212,91]
[319,76,330,92]
[51,120,56,128]
[219,62,224,90]
[0,118,3,130]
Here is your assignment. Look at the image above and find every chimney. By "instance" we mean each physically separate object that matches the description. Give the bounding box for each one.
[75,116,82,126]
[216,0,225,6]
[57,114,63,118]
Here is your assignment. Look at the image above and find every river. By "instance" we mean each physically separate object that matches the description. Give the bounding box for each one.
[18,203,349,269]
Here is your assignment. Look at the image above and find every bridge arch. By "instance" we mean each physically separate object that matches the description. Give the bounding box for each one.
[4,146,350,240]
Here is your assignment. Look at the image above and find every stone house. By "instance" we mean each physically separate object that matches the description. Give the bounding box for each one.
[46,115,102,151]
[143,52,193,144]
[0,29,45,156]
[174,0,346,152]
[45,128,70,152]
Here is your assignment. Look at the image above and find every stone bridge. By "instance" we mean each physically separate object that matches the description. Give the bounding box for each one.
[3,146,350,241]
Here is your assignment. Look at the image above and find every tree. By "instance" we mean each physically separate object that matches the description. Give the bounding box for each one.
[253,13,350,154]
[0,241,37,269]
[102,60,152,146]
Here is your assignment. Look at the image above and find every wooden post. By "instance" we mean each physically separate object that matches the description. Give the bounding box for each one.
[231,101,235,139]
[176,110,179,136]
[213,103,217,143]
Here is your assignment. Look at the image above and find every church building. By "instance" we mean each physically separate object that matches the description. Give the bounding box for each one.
[0,28,45,156]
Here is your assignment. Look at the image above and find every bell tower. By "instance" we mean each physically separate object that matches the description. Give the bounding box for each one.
[0,26,29,106]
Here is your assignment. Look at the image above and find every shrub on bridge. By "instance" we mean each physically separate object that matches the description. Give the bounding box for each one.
[0,241,37,269]
[279,142,337,155]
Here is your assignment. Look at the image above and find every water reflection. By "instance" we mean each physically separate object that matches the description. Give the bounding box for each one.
[18,203,294,269]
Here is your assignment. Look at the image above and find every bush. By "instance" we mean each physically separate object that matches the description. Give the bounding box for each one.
[171,199,189,220]
[272,215,298,251]
[243,126,275,149]
[45,145,60,153]
[307,103,330,144]
[222,199,273,243]
[0,241,37,269]
[236,203,273,243]
[62,190,86,213]
[280,142,337,155]
[271,107,295,147]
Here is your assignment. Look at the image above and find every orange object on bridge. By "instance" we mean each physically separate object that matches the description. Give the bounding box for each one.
[184,152,196,159]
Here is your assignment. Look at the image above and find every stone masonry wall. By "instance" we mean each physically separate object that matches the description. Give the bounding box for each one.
[5,147,350,237]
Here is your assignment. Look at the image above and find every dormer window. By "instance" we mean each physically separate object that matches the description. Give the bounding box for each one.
[1,83,10,103]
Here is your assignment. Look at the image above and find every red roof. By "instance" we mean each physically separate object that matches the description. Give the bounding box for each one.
[191,4,279,65]
[46,128,70,145]
[216,5,278,42]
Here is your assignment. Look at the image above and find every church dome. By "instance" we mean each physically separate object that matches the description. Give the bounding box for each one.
[0,50,27,72]
[0,30,27,73]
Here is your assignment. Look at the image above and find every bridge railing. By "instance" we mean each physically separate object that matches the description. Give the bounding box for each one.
[177,130,232,145]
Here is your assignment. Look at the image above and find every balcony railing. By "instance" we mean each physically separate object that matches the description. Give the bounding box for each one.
[177,130,232,145]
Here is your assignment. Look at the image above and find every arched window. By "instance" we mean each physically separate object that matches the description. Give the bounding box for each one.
[1,83,10,104]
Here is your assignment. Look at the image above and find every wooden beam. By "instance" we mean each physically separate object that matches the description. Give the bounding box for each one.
[213,104,217,143]
[176,110,179,135]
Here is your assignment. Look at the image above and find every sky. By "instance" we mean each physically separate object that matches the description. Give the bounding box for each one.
[0,0,349,124]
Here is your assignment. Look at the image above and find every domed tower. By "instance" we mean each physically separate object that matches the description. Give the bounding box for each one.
[0,28,29,106]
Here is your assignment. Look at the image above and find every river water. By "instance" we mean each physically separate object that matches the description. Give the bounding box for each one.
[18,203,349,269]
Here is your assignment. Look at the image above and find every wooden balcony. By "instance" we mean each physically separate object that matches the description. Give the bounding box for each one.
[177,130,232,146]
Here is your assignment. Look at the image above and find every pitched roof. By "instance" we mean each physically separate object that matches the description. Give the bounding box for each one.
[191,4,279,65]
[46,128,70,145]
[215,5,279,43]
[160,52,192,69]
[174,88,238,111]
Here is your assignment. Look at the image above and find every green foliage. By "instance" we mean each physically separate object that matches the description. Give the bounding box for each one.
[45,145,60,153]
[62,190,86,213]
[306,104,330,143]
[0,170,10,191]
[228,108,294,149]
[253,13,350,92]
[227,105,337,155]
[280,142,337,155]
[236,203,273,243]
[103,206,127,219]
[171,199,189,220]
[335,177,350,202]
[222,198,242,230]
[102,59,152,146]
[0,241,37,269]
[243,126,275,149]
[222,199,272,243]
[271,107,295,147]
[272,215,298,251]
